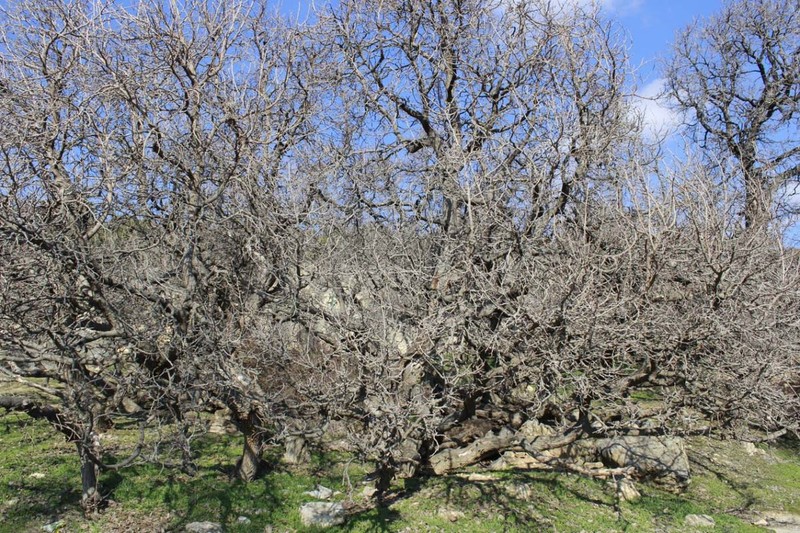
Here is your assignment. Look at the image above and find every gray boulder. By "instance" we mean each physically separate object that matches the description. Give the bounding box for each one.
[300,502,346,528]
[597,436,690,483]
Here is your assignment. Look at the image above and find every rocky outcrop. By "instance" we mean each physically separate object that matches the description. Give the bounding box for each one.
[596,436,690,484]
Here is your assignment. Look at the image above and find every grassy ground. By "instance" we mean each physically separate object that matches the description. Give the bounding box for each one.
[0,412,798,532]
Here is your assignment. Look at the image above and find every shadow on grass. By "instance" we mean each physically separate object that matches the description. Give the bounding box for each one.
[344,468,619,531]
[686,441,760,511]
[1,415,84,527]
[345,505,403,532]
[103,434,304,531]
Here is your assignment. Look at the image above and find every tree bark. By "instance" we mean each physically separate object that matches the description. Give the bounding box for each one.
[1,397,105,513]
[429,429,581,475]
[429,431,517,475]
[236,412,263,482]
[77,441,102,514]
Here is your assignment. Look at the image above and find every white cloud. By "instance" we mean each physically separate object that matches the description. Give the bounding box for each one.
[632,78,680,140]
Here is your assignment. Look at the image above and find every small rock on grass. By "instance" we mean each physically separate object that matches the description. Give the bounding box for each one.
[684,514,715,527]
[437,508,465,522]
[303,484,334,500]
[185,522,224,533]
[41,520,65,533]
[361,485,378,499]
[300,502,346,528]
[617,478,641,502]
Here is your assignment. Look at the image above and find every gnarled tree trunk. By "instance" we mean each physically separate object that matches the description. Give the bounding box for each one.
[0,398,104,513]
[77,439,101,514]
[235,411,263,482]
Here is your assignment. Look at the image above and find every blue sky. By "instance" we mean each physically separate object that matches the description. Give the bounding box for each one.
[610,0,722,76]
[609,0,723,135]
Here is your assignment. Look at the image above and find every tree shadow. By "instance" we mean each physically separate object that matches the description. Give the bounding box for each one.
[686,441,759,511]
[344,468,618,531]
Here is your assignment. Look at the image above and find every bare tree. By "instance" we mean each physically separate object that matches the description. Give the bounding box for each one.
[0,0,157,511]
[0,0,322,493]
[301,0,648,491]
[664,0,800,228]
[301,0,799,490]
[88,0,325,481]
[1,0,798,513]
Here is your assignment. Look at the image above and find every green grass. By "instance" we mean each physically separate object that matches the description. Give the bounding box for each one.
[0,412,798,532]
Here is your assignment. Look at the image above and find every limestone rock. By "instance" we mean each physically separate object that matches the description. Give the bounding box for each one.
[437,508,465,522]
[121,397,142,414]
[597,436,690,483]
[41,520,65,533]
[304,484,334,500]
[185,522,224,533]
[300,502,346,528]
[518,419,555,440]
[616,478,641,501]
[361,485,378,499]
[489,451,545,471]
[684,514,715,527]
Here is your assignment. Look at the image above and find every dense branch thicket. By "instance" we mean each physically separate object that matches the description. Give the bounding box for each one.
[0,0,798,512]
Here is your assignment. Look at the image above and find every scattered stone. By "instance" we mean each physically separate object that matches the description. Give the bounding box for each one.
[506,483,533,501]
[236,516,251,525]
[741,442,770,459]
[437,508,465,522]
[518,419,555,440]
[304,484,334,500]
[617,478,641,502]
[510,412,525,428]
[299,502,346,528]
[185,521,224,533]
[684,514,715,528]
[29,472,46,479]
[361,485,378,499]
[490,451,545,471]
[121,397,142,414]
[761,511,800,525]
[752,517,769,526]
[41,520,65,533]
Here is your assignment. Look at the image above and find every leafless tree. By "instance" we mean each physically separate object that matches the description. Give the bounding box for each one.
[664,0,800,228]
[0,0,323,500]
[1,0,797,513]
[300,0,654,490]
[296,0,799,490]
